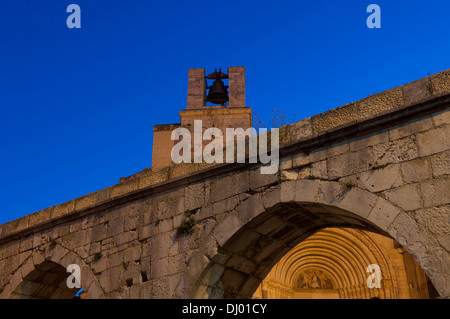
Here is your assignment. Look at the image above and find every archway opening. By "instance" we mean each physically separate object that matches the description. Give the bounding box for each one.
[252,227,440,299]
[10,260,82,299]
[193,200,441,299]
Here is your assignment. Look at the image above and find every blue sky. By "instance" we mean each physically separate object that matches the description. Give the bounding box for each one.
[0,0,449,224]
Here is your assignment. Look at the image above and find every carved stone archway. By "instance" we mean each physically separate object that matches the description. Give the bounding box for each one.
[192,180,449,299]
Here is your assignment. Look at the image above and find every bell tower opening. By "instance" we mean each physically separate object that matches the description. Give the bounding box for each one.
[206,68,229,106]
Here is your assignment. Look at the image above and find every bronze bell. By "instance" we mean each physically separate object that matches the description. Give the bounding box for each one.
[206,69,229,105]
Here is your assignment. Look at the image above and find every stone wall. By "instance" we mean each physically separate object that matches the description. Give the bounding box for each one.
[0,69,449,299]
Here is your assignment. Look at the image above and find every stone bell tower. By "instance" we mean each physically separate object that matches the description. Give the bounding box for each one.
[186,67,246,108]
[151,67,253,170]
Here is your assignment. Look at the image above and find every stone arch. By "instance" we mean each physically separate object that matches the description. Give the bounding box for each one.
[192,180,449,298]
[257,228,403,299]
[0,244,105,299]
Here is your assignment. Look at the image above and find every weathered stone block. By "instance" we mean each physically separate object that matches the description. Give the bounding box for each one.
[430,69,450,95]
[3,243,19,259]
[99,266,122,293]
[316,181,343,205]
[310,160,327,179]
[185,252,209,281]
[19,239,33,253]
[91,257,107,274]
[349,131,389,151]
[198,263,225,289]
[386,213,449,298]
[185,183,205,211]
[97,188,110,203]
[140,242,152,259]
[151,258,169,278]
[74,245,90,259]
[372,137,419,165]
[106,251,123,269]
[400,158,431,184]
[383,184,422,211]
[226,254,257,275]
[416,126,450,157]
[220,268,247,297]
[278,124,291,145]
[238,276,262,298]
[107,218,124,238]
[357,164,403,192]
[75,192,99,211]
[79,264,95,289]
[292,153,311,168]
[358,86,404,119]
[280,170,298,181]
[289,117,313,142]
[91,223,108,243]
[328,149,373,179]
[29,207,52,227]
[0,284,12,299]
[60,252,78,268]
[198,204,214,221]
[311,142,349,162]
[61,231,78,250]
[138,224,154,242]
[32,251,45,266]
[172,274,195,299]
[157,197,184,220]
[402,77,432,106]
[262,186,281,209]
[389,117,433,141]
[110,179,138,199]
[89,242,101,255]
[169,163,200,179]
[8,271,23,294]
[150,232,172,259]
[279,181,297,203]
[431,108,450,127]
[56,224,70,238]
[138,167,170,189]
[279,158,292,171]
[312,102,357,135]
[415,205,450,236]
[249,167,279,190]
[367,197,402,230]
[335,187,378,219]
[236,194,264,222]
[431,150,450,177]
[254,217,285,237]
[294,179,320,202]
[3,216,30,235]
[51,200,75,219]
[20,258,35,279]
[419,178,450,208]
[152,276,170,298]
[124,246,141,263]
[156,218,173,233]
[124,212,139,232]
[213,211,244,247]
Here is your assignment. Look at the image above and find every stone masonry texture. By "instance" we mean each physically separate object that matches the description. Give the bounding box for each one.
[0,68,449,299]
